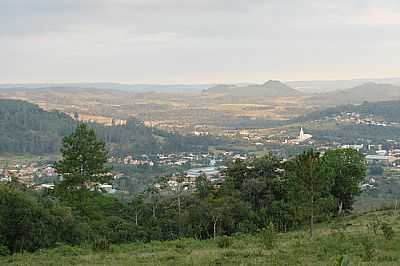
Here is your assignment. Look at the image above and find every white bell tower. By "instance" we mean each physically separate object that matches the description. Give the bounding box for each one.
[299,127,305,141]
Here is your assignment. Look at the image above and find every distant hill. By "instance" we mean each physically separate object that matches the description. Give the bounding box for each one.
[287,77,400,93]
[0,83,212,93]
[203,80,303,98]
[0,99,212,155]
[309,82,400,106]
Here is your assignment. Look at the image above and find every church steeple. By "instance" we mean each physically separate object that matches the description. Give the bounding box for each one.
[299,127,304,141]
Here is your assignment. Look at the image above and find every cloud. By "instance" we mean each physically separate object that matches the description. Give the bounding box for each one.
[350,6,400,26]
[1,0,400,83]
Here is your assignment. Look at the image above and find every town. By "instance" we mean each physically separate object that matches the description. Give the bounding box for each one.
[2,122,400,198]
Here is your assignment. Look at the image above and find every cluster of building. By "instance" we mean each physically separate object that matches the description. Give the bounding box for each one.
[0,163,57,187]
[108,155,155,166]
[221,127,314,147]
[109,152,235,168]
[365,149,400,166]
[165,166,227,191]
[0,161,122,193]
[67,112,127,126]
[333,112,400,127]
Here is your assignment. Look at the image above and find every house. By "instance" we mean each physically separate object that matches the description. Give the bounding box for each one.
[365,155,396,165]
[99,184,116,194]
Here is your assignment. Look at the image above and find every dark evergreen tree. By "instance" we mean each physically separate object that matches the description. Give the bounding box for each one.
[55,123,111,199]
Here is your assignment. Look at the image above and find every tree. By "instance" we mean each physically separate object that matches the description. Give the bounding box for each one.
[224,159,251,190]
[145,186,160,220]
[285,149,334,238]
[0,184,70,253]
[323,149,366,214]
[241,154,284,210]
[55,123,110,193]
[129,194,145,226]
[195,173,212,199]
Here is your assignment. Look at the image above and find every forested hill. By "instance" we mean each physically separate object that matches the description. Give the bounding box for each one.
[0,99,212,155]
[0,100,75,154]
[293,100,400,123]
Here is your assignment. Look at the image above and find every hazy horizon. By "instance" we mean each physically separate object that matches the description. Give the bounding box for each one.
[1,77,400,86]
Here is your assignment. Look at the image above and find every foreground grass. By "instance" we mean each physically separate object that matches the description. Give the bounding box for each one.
[2,210,400,266]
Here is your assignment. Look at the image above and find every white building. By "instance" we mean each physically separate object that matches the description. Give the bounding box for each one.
[290,127,312,143]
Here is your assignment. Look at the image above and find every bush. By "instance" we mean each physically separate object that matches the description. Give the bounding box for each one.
[360,237,375,262]
[174,240,192,255]
[216,236,233,249]
[367,218,381,235]
[0,245,10,256]
[259,222,276,249]
[381,222,395,241]
[0,185,68,253]
[54,245,82,256]
[92,237,110,251]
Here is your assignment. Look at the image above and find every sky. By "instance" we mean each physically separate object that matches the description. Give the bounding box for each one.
[1,0,400,84]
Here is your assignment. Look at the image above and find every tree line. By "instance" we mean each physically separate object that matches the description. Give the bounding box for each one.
[0,124,366,254]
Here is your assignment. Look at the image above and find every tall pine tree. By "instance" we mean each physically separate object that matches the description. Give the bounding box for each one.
[55,124,111,195]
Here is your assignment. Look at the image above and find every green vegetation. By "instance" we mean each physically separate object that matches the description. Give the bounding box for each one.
[353,170,400,213]
[0,99,216,156]
[112,163,186,197]
[1,210,399,265]
[0,123,376,265]
[0,99,75,154]
[54,124,112,205]
[296,100,400,124]
[311,123,400,144]
[289,100,400,143]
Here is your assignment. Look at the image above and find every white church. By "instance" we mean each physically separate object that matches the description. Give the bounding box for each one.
[297,127,312,142]
[287,127,312,144]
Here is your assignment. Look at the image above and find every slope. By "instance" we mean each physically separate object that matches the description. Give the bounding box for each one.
[204,80,303,98]
[310,82,400,106]
[2,210,398,265]
[0,99,212,155]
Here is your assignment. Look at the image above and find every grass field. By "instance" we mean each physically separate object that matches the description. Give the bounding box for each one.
[2,210,400,265]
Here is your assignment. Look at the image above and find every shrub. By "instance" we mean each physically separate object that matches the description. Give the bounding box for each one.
[367,218,381,235]
[381,222,395,241]
[92,237,110,251]
[0,185,66,253]
[259,222,276,249]
[0,245,10,256]
[54,245,82,256]
[360,237,375,262]
[174,240,192,255]
[216,236,233,249]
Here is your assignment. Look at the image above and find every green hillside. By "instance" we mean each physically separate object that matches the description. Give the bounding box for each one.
[0,99,213,156]
[2,210,399,265]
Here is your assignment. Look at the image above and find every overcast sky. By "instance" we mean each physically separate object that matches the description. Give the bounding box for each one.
[1,0,400,84]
